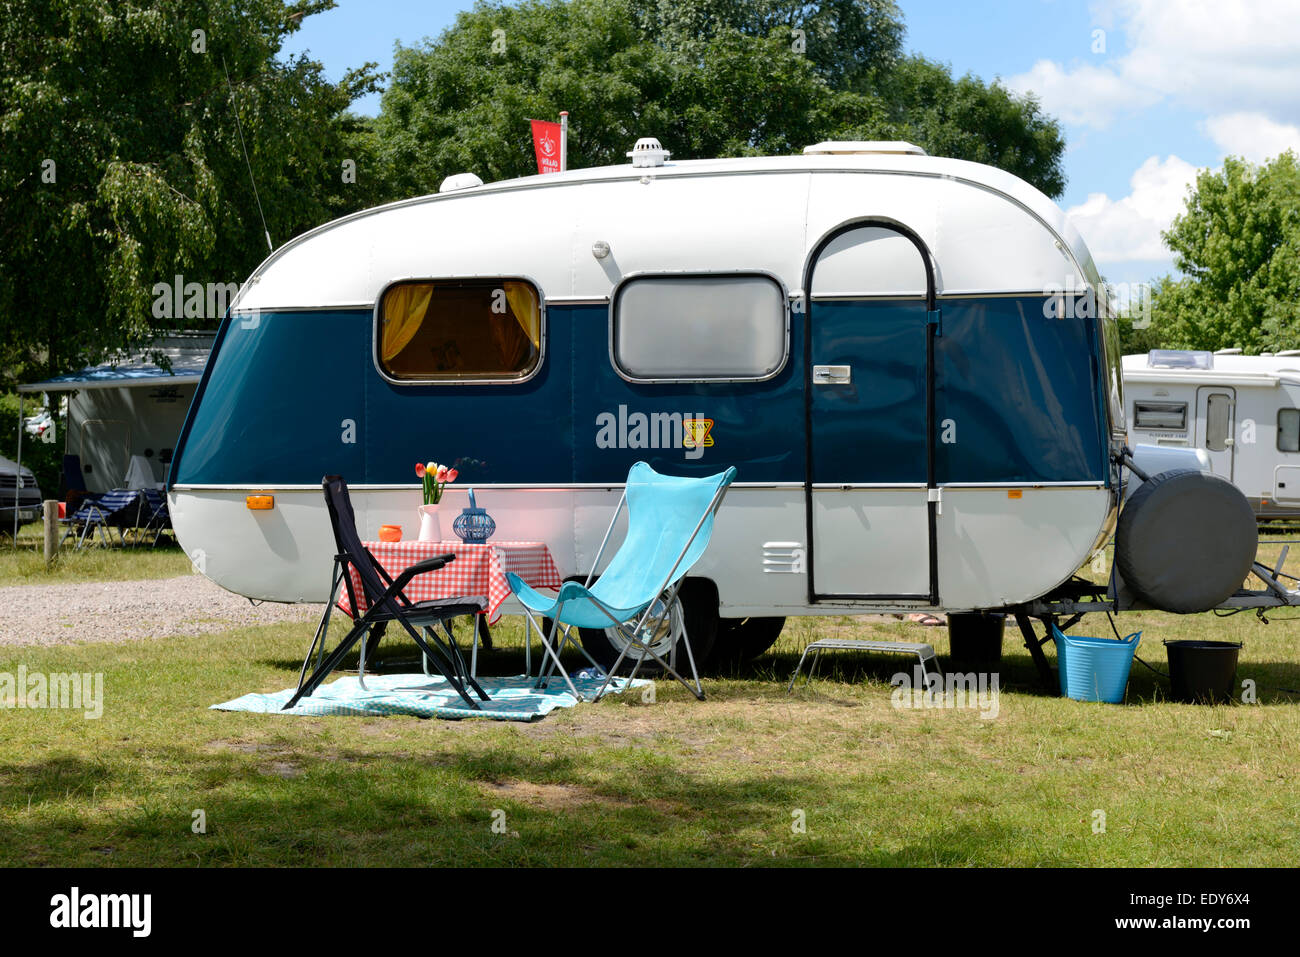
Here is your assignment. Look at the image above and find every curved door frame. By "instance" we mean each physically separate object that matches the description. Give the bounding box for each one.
[801,218,940,604]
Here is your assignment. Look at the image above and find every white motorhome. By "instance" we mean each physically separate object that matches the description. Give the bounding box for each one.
[1123,349,1300,519]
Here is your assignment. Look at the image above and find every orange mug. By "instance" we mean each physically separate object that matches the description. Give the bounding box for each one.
[377,524,402,542]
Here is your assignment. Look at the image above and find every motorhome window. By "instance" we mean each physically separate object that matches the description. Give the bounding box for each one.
[1279,409,1300,452]
[377,279,541,382]
[1205,394,1231,451]
[1133,401,1186,430]
[611,274,786,381]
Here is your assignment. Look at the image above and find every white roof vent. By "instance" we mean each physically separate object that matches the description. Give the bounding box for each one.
[1214,347,1242,355]
[803,141,927,156]
[628,137,671,168]
[1277,350,1300,356]
[439,172,484,193]
[1148,349,1214,370]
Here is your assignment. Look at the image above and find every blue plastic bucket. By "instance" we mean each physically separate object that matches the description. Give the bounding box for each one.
[1052,625,1141,703]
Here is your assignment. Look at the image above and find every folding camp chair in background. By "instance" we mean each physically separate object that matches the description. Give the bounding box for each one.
[284,475,489,711]
[507,461,737,701]
[60,488,142,548]
[62,454,98,516]
[134,488,172,546]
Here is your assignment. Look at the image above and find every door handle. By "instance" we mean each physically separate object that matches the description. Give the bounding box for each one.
[813,364,851,385]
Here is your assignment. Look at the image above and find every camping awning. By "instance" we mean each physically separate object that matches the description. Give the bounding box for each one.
[18,341,210,393]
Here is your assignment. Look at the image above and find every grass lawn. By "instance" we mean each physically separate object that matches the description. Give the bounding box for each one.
[2,559,1299,865]
[0,526,191,587]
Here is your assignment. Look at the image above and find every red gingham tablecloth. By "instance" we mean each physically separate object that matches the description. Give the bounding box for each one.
[338,540,562,624]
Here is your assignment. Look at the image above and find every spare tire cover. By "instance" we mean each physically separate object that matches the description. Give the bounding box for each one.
[1115,468,1257,613]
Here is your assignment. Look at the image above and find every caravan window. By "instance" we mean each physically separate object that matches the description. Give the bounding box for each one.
[611,273,788,382]
[1133,400,1187,430]
[375,279,542,383]
[1279,409,1300,452]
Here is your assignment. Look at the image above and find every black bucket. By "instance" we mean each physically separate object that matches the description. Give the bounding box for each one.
[1164,640,1241,704]
[948,612,1006,664]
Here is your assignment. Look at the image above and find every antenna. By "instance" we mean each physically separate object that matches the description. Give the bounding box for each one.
[221,56,273,253]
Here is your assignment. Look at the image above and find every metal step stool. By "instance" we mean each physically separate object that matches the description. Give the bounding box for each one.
[787,639,943,692]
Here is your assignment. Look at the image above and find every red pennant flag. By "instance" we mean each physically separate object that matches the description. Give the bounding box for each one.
[530,119,563,175]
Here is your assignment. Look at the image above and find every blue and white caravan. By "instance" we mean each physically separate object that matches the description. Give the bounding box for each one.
[169,139,1263,663]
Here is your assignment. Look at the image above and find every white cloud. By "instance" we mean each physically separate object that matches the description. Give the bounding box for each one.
[1202,112,1300,164]
[1007,0,1300,130]
[1010,59,1159,128]
[1065,154,1200,263]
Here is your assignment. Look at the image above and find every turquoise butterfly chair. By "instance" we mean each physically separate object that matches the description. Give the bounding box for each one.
[507,461,738,701]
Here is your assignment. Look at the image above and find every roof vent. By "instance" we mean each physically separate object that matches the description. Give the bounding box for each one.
[1214,347,1242,355]
[803,141,927,156]
[628,137,671,168]
[1277,350,1300,356]
[1148,349,1214,370]
[439,172,484,193]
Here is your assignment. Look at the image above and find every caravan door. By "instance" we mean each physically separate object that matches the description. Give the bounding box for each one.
[805,223,937,602]
[1196,386,1236,480]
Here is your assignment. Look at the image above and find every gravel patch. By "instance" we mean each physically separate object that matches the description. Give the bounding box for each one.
[0,575,322,647]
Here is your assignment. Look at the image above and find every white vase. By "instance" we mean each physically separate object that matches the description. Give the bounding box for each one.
[417,504,442,542]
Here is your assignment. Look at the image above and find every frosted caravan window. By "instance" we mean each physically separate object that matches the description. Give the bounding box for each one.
[810,226,927,297]
[1133,401,1186,430]
[611,274,787,382]
[376,279,541,382]
[1279,410,1300,452]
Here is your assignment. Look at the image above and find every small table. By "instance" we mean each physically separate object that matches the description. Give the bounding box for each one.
[340,540,562,624]
[339,540,563,678]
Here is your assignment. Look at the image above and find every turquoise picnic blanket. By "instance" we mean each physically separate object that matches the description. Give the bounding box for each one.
[211,670,646,722]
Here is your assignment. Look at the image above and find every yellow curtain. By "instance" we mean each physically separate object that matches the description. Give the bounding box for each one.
[381,284,433,362]
[503,281,540,349]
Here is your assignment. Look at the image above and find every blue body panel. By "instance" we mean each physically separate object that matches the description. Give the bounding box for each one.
[935,297,1108,483]
[172,299,1109,488]
[809,299,928,484]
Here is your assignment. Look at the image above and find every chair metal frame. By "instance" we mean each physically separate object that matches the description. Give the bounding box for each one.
[515,467,735,702]
[284,476,488,711]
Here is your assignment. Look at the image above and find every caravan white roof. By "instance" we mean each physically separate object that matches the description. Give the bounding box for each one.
[234,151,1099,314]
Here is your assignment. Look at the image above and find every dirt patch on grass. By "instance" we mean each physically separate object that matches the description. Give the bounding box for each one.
[483,779,677,814]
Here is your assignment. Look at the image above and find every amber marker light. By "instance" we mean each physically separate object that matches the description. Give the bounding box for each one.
[246,494,275,510]
[1007,489,1023,499]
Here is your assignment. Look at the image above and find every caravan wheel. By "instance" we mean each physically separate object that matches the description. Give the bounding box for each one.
[578,580,718,676]
[708,617,786,668]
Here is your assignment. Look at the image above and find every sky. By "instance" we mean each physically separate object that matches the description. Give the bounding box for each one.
[279,0,1300,294]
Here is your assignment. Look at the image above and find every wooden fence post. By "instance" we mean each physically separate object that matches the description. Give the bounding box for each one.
[43,500,58,566]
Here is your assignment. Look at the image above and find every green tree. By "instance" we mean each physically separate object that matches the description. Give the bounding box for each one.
[376,0,1065,199]
[0,0,385,388]
[1151,152,1300,353]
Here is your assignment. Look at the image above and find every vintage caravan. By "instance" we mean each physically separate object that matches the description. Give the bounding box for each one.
[168,141,1257,663]
[1123,350,1300,519]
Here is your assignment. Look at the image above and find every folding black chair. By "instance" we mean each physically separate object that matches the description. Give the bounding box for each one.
[134,488,172,546]
[284,475,489,711]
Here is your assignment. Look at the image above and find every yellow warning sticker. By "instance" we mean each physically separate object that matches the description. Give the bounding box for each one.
[683,418,715,449]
